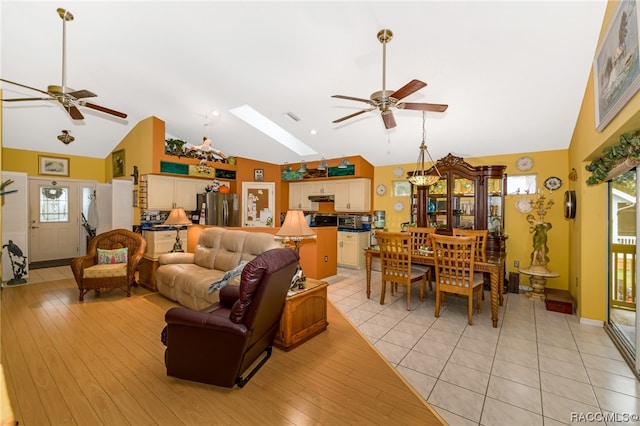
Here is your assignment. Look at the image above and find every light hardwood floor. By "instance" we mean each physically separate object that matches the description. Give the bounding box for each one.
[0,270,445,426]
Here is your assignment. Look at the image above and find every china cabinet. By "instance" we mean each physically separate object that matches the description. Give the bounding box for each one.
[409,153,506,253]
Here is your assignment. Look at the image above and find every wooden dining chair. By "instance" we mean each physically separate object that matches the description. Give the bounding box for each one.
[377,231,429,310]
[409,227,436,290]
[431,234,484,325]
[452,228,488,262]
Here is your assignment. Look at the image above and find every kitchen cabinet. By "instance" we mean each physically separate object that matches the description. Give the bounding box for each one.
[334,178,371,212]
[409,153,506,253]
[142,175,207,211]
[308,181,335,196]
[289,182,318,211]
[337,230,370,269]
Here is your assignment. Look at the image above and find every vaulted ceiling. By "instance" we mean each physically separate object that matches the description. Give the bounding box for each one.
[1,1,606,167]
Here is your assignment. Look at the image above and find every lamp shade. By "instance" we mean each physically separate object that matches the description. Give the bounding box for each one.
[276,210,316,242]
[164,207,192,226]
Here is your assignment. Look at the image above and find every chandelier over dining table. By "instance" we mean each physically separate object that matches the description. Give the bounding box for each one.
[407,111,441,187]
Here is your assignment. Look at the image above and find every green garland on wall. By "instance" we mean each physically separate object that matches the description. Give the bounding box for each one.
[586,129,640,185]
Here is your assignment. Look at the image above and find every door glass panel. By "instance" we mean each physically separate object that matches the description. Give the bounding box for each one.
[39,186,69,223]
[608,169,637,362]
[453,176,474,229]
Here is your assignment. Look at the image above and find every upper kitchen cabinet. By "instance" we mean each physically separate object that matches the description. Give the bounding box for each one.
[334,178,371,212]
[141,175,208,211]
[288,182,319,211]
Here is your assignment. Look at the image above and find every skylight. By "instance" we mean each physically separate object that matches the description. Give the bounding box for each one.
[229,105,317,156]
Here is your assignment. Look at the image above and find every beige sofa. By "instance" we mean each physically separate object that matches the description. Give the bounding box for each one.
[155,227,282,310]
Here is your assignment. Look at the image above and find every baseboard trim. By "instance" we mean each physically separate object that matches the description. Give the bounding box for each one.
[29,259,72,270]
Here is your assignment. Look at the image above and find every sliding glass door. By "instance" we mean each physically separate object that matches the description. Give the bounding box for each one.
[607,168,639,375]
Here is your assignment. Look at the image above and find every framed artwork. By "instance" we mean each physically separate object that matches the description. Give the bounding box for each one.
[38,155,69,176]
[392,180,411,197]
[594,0,640,131]
[254,169,264,181]
[112,149,125,177]
[242,182,275,227]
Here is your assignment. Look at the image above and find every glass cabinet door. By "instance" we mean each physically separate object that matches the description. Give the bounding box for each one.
[453,175,475,229]
[487,177,504,235]
[428,177,448,229]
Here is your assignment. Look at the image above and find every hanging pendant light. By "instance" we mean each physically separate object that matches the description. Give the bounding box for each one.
[407,111,440,186]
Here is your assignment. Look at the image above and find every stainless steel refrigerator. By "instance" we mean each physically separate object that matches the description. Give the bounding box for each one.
[196,193,239,226]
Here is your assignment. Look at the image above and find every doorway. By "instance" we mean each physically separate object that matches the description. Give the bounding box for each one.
[607,168,639,376]
[28,178,79,264]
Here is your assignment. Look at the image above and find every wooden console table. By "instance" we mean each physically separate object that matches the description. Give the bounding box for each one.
[365,248,505,328]
[274,279,328,351]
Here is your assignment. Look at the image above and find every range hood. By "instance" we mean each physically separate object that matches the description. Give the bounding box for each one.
[308,194,335,202]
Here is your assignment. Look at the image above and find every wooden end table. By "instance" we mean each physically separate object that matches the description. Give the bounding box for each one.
[138,254,159,291]
[274,278,328,351]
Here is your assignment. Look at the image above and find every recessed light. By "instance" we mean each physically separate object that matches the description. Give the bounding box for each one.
[309,129,318,135]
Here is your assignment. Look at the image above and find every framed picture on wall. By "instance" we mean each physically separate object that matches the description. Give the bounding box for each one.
[39,155,69,176]
[593,0,640,131]
[392,180,411,197]
[242,182,275,227]
[112,149,125,177]
[254,169,264,181]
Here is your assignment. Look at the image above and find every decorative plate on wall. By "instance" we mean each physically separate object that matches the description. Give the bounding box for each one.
[393,167,405,177]
[544,176,563,191]
[516,156,534,172]
[515,198,533,214]
[393,201,404,212]
[376,184,387,196]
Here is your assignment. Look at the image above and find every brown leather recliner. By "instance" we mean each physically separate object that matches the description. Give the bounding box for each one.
[161,247,299,388]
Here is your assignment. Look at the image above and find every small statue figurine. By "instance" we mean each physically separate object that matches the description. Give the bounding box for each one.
[3,240,27,285]
[131,165,139,185]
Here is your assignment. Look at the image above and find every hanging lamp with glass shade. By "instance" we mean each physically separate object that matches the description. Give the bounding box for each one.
[407,111,441,187]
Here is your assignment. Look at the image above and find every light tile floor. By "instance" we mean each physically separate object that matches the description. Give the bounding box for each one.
[326,267,640,426]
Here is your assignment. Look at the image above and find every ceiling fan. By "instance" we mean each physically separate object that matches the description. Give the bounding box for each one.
[0,8,127,121]
[332,29,447,130]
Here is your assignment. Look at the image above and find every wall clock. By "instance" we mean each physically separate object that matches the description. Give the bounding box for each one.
[376,184,387,196]
[564,190,576,219]
[516,156,534,172]
[544,176,562,191]
[515,198,533,214]
[393,167,405,178]
[393,201,404,212]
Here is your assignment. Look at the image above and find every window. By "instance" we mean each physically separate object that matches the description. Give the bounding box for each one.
[39,186,69,223]
[506,174,537,195]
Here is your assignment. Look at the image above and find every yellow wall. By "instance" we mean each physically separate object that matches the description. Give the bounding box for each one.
[568,0,640,321]
[373,149,570,290]
[2,147,106,182]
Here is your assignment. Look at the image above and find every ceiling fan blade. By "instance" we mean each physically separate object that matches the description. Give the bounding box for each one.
[332,108,373,124]
[66,105,84,120]
[390,79,427,101]
[332,94,374,105]
[400,102,449,112]
[67,89,97,99]
[2,97,53,102]
[0,78,51,97]
[381,110,396,129]
[81,101,128,119]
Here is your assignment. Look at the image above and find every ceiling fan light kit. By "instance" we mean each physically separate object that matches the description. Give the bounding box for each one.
[57,130,74,145]
[0,8,127,122]
[331,28,448,130]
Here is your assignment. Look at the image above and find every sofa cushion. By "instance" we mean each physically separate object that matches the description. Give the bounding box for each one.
[213,231,247,271]
[241,232,282,262]
[193,228,225,268]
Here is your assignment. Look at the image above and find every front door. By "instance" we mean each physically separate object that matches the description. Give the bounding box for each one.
[28,178,79,262]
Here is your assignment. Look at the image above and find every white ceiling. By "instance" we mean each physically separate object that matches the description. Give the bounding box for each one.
[1,1,606,167]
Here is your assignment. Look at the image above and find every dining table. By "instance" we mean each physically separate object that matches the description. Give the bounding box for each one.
[365,248,506,327]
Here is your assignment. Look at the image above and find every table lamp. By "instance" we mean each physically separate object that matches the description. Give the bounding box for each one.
[164,207,192,252]
[275,210,316,288]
